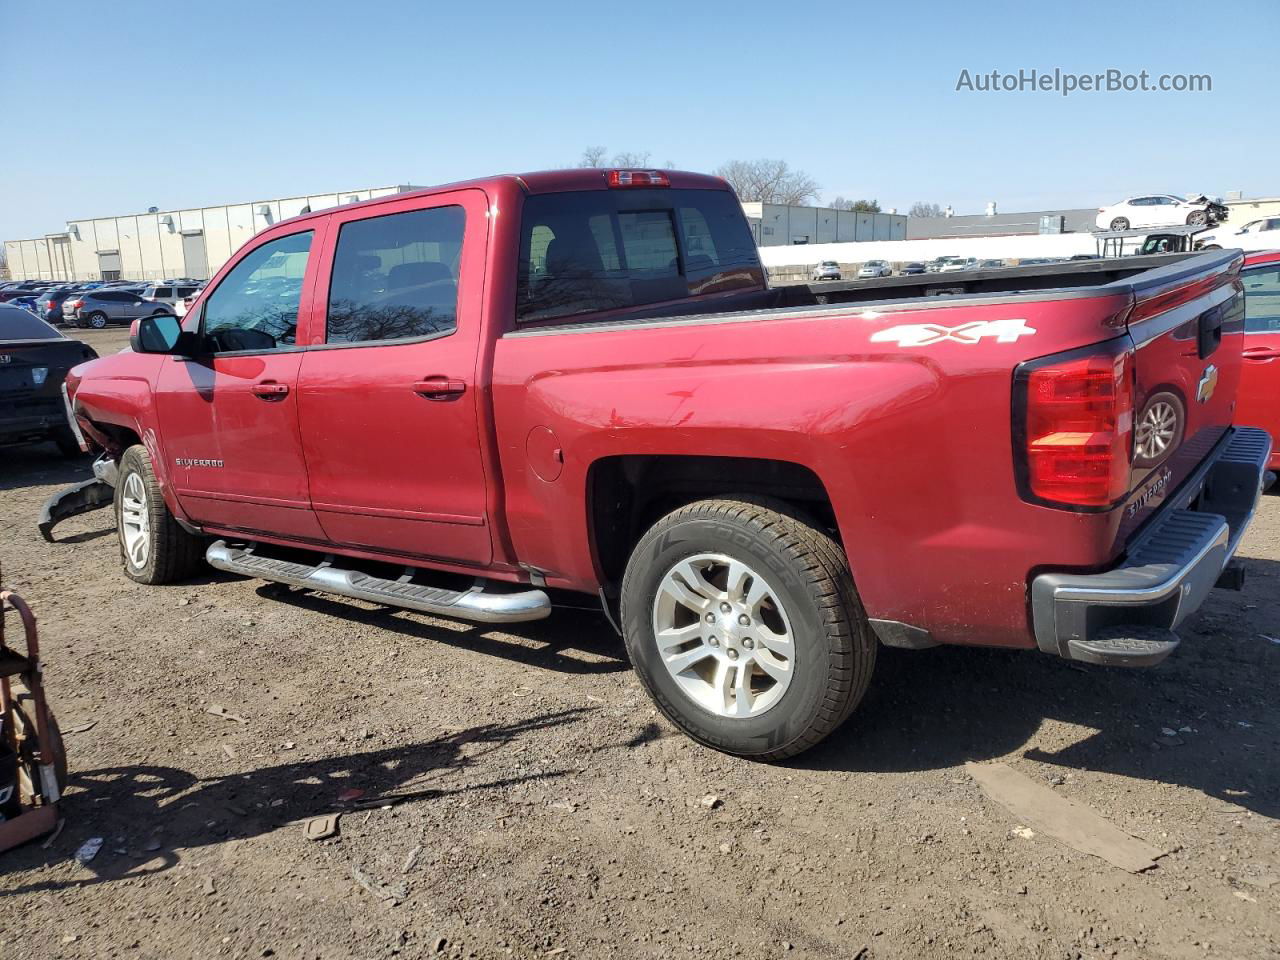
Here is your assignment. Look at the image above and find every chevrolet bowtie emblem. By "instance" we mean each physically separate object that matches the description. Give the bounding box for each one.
[1196,364,1218,404]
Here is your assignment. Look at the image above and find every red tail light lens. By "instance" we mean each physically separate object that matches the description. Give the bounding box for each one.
[1016,347,1134,509]
[71,299,83,308]
[606,170,670,188]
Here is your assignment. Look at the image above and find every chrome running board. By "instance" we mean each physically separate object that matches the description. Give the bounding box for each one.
[205,540,551,623]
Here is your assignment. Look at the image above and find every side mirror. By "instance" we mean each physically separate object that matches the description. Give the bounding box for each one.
[130,314,189,355]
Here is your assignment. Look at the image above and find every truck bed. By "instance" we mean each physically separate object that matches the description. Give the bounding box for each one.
[512,252,1223,335]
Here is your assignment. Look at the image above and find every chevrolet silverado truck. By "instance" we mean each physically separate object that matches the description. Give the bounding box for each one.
[54,169,1272,760]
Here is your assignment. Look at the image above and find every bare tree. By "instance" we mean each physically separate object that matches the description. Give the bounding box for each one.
[611,150,651,167]
[831,197,881,213]
[578,147,653,168]
[909,201,945,218]
[0,245,8,280]
[714,159,820,206]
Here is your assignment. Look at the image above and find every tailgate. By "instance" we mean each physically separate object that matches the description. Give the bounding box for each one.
[1117,251,1245,537]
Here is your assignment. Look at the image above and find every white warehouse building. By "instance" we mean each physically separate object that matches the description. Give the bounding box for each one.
[742,202,906,246]
[4,185,420,283]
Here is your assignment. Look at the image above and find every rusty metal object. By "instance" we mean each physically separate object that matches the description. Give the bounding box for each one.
[1,574,66,853]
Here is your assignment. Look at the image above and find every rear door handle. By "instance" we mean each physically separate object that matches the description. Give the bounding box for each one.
[1243,346,1280,361]
[413,377,467,399]
[251,381,290,400]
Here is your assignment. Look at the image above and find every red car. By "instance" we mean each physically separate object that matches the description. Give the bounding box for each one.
[54,169,1269,760]
[1238,250,1280,468]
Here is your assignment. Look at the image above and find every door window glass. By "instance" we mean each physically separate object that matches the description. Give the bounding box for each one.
[202,231,312,353]
[1243,266,1280,333]
[326,206,465,344]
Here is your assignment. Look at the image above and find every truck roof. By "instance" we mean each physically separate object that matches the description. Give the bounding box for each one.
[268,169,731,231]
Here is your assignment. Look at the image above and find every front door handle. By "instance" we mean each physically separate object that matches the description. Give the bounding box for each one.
[1243,346,1280,361]
[251,381,290,400]
[413,377,467,400]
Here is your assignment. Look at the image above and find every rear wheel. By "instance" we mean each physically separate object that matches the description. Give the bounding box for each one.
[620,497,875,761]
[116,444,204,584]
[86,311,108,329]
[1110,217,1130,230]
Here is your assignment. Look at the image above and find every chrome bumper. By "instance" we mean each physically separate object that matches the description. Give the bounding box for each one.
[1031,427,1273,666]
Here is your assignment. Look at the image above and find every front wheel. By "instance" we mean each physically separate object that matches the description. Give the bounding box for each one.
[116,444,204,584]
[620,497,875,761]
[1187,210,1208,226]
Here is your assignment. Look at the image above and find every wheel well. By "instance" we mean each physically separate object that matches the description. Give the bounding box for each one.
[86,421,141,458]
[587,455,837,588]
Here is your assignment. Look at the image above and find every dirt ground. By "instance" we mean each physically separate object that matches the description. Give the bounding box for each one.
[2,326,1278,960]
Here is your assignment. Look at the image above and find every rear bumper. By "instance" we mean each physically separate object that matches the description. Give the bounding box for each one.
[1031,427,1273,666]
[0,406,66,443]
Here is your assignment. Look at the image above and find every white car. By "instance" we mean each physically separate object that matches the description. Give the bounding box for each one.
[939,257,978,273]
[857,259,891,279]
[1095,194,1225,232]
[1195,216,1280,252]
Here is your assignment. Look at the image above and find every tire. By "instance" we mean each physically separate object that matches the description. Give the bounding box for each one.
[51,425,81,458]
[1201,244,1221,250]
[620,497,875,761]
[86,311,108,329]
[1187,210,1208,226]
[115,444,204,585]
[1109,217,1130,231]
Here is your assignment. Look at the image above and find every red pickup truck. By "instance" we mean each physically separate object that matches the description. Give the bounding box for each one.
[55,169,1272,760]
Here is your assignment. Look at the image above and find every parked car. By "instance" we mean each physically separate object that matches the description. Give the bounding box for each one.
[33,287,85,325]
[1096,194,1227,232]
[58,168,1267,762]
[1195,217,1280,252]
[63,289,174,329]
[1237,250,1280,469]
[0,305,98,456]
[142,281,204,310]
[0,282,53,303]
[898,262,927,275]
[809,261,841,281]
[978,259,1006,269]
[926,256,959,272]
[857,260,891,279]
[939,257,977,272]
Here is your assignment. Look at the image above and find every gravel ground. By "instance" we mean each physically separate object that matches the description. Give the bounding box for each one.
[1,327,1278,960]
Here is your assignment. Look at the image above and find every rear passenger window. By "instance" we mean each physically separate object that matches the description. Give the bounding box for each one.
[1243,267,1280,333]
[154,286,173,298]
[326,206,465,344]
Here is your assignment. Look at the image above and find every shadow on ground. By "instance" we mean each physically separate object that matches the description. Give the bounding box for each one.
[0,707,594,895]
[798,553,1280,818]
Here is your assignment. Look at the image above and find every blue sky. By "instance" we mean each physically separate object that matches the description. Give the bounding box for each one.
[3,0,1277,241]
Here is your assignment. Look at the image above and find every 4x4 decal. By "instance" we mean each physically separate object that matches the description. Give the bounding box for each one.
[870,318,1037,347]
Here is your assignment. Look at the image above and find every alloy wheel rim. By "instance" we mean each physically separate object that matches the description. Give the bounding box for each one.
[1136,400,1178,460]
[650,553,795,718]
[120,472,151,569]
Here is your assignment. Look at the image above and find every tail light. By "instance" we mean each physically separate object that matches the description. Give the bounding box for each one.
[71,299,83,309]
[1014,345,1134,509]
[607,170,670,188]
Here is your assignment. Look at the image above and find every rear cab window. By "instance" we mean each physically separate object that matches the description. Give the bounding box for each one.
[516,188,764,325]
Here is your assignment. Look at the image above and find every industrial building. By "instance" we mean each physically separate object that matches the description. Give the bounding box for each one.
[741,202,906,246]
[4,185,420,282]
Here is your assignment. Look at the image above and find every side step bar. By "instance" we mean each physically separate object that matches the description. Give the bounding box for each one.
[205,540,551,624]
